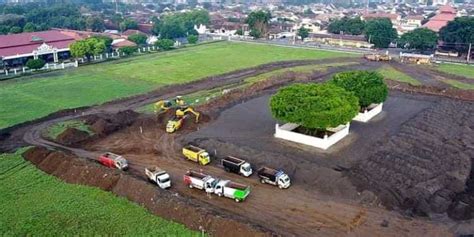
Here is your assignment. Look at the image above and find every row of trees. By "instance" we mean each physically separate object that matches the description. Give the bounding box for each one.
[327,16,474,52]
[271,71,388,131]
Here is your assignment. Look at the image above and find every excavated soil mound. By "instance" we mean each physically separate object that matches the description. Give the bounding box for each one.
[56,128,91,146]
[88,110,139,136]
[22,147,272,237]
[349,100,474,218]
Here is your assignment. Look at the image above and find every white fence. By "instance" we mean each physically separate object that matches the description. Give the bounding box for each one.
[274,123,350,150]
[353,103,383,123]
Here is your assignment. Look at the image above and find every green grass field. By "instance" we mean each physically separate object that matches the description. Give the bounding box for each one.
[0,41,352,129]
[377,65,421,86]
[443,79,474,90]
[437,64,474,79]
[0,149,199,236]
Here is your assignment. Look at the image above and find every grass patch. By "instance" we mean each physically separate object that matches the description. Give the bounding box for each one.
[46,120,93,139]
[377,66,421,86]
[443,80,474,90]
[0,41,351,129]
[0,149,198,236]
[137,62,358,113]
[436,64,474,79]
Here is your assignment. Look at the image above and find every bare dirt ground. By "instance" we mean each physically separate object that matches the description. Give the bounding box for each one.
[2,58,474,236]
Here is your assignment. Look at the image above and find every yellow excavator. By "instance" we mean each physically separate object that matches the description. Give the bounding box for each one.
[166,106,200,133]
[154,96,187,114]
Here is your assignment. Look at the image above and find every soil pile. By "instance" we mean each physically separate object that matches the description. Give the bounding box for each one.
[22,147,273,237]
[87,110,139,136]
[349,100,474,218]
[56,128,91,146]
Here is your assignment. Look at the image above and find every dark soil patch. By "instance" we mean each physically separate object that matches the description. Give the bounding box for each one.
[349,100,474,218]
[22,147,273,237]
[56,128,91,146]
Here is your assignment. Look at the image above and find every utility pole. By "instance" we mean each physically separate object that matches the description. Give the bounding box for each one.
[467,43,472,63]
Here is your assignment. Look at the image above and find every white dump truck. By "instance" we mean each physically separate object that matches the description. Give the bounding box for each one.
[183,170,217,193]
[257,167,291,189]
[145,167,171,189]
[213,180,251,202]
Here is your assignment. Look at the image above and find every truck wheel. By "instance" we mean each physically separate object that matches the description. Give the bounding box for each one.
[225,167,230,172]
[260,179,265,184]
[235,198,240,203]
[217,193,222,197]
[279,185,283,189]
[189,185,193,189]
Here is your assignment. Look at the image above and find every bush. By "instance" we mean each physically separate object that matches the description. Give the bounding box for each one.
[128,33,148,46]
[270,83,359,129]
[154,39,175,50]
[330,71,388,108]
[187,35,198,44]
[26,58,46,70]
[119,46,137,56]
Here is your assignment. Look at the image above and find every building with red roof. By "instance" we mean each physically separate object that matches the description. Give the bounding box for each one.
[0,30,75,67]
[422,5,457,32]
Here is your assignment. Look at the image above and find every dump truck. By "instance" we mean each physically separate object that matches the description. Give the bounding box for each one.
[98,152,128,170]
[214,180,251,202]
[166,116,184,133]
[222,156,252,177]
[183,170,217,193]
[257,167,291,189]
[145,167,171,189]
[182,145,211,165]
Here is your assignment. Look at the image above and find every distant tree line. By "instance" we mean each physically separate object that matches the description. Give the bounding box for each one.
[152,10,209,39]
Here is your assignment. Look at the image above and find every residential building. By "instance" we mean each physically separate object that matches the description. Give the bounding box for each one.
[422,4,456,32]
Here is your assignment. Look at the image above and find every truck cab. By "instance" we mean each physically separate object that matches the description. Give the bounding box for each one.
[240,162,252,177]
[155,172,171,189]
[275,171,291,189]
[166,116,183,133]
[222,156,252,177]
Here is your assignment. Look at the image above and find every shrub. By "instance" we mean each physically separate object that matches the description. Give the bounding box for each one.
[187,35,198,44]
[270,83,359,129]
[119,46,137,56]
[154,39,175,50]
[26,58,46,70]
[128,33,148,46]
[330,70,388,108]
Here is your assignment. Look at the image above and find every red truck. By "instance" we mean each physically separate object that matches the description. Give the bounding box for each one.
[99,152,128,170]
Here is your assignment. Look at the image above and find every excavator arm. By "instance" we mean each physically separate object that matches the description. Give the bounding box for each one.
[176,107,200,123]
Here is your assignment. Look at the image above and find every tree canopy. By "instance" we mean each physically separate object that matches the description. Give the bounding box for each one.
[154,10,209,39]
[270,83,359,129]
[364,18,398,48]
[187,35,198,44]
[439,16,474,53]
[69,37,107,60]
[120,18,138,32]
[399,28,438,52]
[327,17,365,35]
[297,27,310,41]
[330,71,388,108]
[246,10,271,39]
[86,16,105,32]
[128,33,148,45]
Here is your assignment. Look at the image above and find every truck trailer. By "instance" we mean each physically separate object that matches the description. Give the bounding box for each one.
[221,156,252,177]
[182,145,211,165]
[257,167,291,189]
[98,152,128,170]
[145,167,171,189]
[183,170,217,193]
